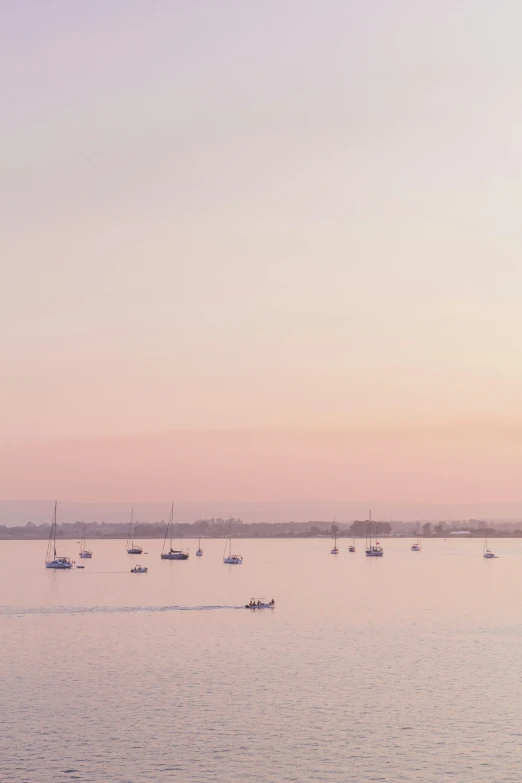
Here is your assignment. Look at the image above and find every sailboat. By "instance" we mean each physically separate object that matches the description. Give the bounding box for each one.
[223,518,243,564]
[330,518,339,554]
[126,508,143,554]
[411,531,422,552]
[365,511,383,557]
[483,527,497,559]
[79,524,93,558]
[196,538,203,556]
[161,503,189,560]
[348,522,356,552]
[45,502,73,568]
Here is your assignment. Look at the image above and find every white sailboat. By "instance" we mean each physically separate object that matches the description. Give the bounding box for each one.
[330,518,339,554]
[223,518,243,564]
[126,508,143,555]
[196,538,203,556]
[79,524,93,558]
[348,522,356,552]
[161,503,189,560]
[483,527,497,559]
[365,511,383,557]
[45,502,73,569]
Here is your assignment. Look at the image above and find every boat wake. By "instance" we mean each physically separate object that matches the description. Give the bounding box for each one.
[0,604,245,617]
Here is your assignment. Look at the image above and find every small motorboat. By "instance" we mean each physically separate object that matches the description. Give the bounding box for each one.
[348,545,356,553]
[76,565,85,569]
[245,599,275,609]
[131,565,148,573]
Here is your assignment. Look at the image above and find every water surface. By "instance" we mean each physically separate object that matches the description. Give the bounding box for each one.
[1,537,521,782]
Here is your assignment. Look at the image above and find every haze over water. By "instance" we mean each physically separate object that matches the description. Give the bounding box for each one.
[2,537,521,782]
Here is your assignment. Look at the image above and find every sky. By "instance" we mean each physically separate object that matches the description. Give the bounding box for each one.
[2,1,522,515]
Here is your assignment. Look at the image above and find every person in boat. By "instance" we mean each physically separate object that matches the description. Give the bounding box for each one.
[257,600,261,606]
[269,599,275,605]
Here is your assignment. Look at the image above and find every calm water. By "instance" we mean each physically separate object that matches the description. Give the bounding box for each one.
[1,536,522,782]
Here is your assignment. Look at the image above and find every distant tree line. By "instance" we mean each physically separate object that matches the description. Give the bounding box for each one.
[0,517,390,539]
[2,517,520,540]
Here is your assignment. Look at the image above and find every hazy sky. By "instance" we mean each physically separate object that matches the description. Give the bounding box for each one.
[2,1,522,509]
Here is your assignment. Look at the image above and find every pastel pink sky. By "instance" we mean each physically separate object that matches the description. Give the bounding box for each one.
[2,2,522,512]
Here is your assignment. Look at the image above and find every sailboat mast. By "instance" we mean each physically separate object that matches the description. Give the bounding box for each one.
[53,501,57,558]
[170,502,174,550]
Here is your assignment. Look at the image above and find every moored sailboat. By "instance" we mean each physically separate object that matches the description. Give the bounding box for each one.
[45,502,73,569]
[330,519,339,554]
[161,503,189,560]
[79,524,93,558]
[365,511,383,557]
[348,522,356,552]
[126,508,143,555]
[483,527,497,559]
[196,538,203,556]
[223,518,243,564]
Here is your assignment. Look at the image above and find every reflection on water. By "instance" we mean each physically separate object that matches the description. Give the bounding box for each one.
[1,537,522,782]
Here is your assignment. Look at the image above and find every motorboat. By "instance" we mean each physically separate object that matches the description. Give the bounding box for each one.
[348,544,356,553]
[126,508,143,555]
[223,518,243,564]
[45,502,74,569]
[411,542,422,552]
[161,503,189,559]
[131,565,148,573]
[196,538,203,556]
[245,598,275,609]
[365,511,384,557]
[79,524,93,558]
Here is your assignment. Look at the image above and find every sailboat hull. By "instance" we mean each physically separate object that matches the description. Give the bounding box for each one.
[127,547,143,554]
[46,560,73,569]
[161,552,189,560]
[79,552,92,558]
[224,557,242,564]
